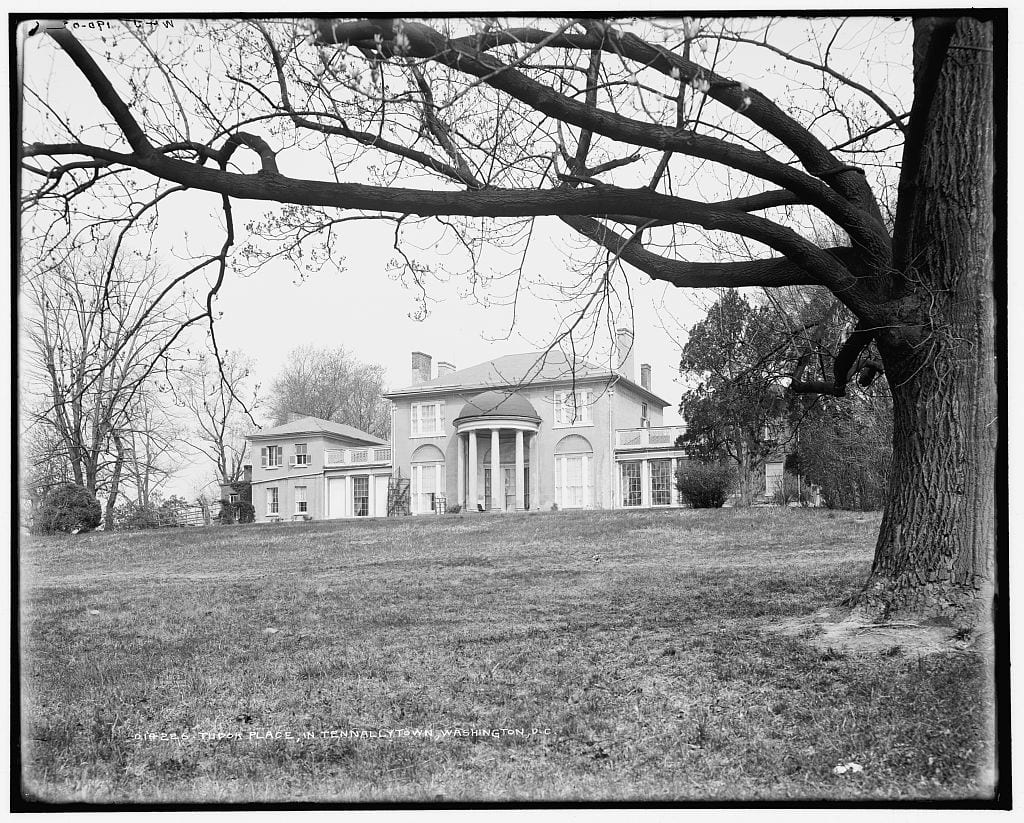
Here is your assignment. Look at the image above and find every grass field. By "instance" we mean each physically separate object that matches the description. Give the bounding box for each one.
[19,508,995,803]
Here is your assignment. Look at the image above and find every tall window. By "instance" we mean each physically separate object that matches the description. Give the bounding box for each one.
[412,463,442,513]
[294,444,309,466]
[554,389,593,426]
[641,402,649,427]
[622,462,642,507]
[294,485,307,514]
[352,476,369,517]
[261,445,282,467]
[411,444,445,514]
[267,487,279,515]
[651,459,672,506]
[411,401,445,436]
[554,435,593,509]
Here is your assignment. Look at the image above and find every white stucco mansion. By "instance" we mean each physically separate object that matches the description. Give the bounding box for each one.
[247,330,699,522]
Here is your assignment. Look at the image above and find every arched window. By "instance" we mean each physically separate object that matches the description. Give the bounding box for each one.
[411,444,445,515]
[553,434,593,509]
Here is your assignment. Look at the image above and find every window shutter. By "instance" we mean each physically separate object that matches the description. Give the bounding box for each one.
[438,401,445,433]
[554,392,563,425]
[554,457,562,507]
[261,447,267,467]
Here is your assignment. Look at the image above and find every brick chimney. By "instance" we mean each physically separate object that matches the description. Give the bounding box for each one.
[640,363,652,390]
[436,360,455,378]
[616,328,635,381]
[411,351,432,384]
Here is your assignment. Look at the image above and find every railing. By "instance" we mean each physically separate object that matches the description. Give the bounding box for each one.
[615,425,687,449]
[324,446,392,467]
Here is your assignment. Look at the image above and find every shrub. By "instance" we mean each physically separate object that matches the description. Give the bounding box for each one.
[116,503,164,530]
[675,463,736,508]
[217,500,255,525]
[447,503,462,514]
[226,480,252,505]
[236,501,255,523]
[33,483,102,534]
[770,472,815,507]
[217,501,236,525]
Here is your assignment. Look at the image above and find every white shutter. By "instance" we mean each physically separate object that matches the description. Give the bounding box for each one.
[438,402,445,434]
[261,447,267,467]
[583,390,593,424]
[411,404,420,436]
[554,392,563,425]
[554,457,562,508]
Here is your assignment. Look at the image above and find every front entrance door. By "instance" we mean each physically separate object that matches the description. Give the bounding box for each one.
[485,465,529,511]
[503,466,516,510]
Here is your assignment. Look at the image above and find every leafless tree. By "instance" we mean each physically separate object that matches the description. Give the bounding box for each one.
[19,15,999,626]
[121,390,182,509]
[23,248,189,528]
[179,351,258,487]
[269,345,390,439]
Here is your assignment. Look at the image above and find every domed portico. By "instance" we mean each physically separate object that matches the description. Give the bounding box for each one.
[454,391,541,511]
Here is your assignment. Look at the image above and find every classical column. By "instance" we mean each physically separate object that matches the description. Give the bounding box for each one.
[491,428,501,510]
[468,430,478,511]
[457,433,465,508]
[515,429,525,511]
[529,432,539,510]
[641,460,651,508]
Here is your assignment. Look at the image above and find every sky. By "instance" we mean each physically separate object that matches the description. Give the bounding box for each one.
[17,13,916,499]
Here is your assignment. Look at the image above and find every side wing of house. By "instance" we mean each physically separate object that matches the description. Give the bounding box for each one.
[250,429,392,522]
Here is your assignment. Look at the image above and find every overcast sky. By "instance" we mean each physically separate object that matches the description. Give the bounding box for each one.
[18,13,918,498]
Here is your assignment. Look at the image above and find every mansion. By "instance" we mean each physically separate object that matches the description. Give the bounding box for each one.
[247,331,695,522]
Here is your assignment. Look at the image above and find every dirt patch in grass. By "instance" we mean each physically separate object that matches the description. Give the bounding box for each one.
[770,606,995,657]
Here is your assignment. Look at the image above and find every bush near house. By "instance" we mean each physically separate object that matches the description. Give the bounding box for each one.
[771,472,816,507]
[217,500,255,525]
[226,480,252,504]
[114,502,164,531]
[675,463,736,508]
[31,483,102,534]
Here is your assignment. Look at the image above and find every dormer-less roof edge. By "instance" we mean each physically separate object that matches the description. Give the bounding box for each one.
[385,373,670,409]
[246,429,388,444]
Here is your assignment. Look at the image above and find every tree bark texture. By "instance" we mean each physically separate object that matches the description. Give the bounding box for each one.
[863,17,996,625]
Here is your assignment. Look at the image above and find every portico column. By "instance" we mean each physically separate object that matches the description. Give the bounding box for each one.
[468,431,478,511]
[515,430,525,511]
[491,428,501,510]
[529,432,539,510]
[457,433,465,508]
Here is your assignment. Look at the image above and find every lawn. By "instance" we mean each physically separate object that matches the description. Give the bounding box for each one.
[18,508,995,804]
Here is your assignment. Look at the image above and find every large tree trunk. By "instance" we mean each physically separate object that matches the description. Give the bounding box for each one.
[860,16,996,627]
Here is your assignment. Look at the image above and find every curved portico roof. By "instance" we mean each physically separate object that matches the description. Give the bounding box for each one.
[454,390,541,424]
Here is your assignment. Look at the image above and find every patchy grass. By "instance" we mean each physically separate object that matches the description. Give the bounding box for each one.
[19,508,994,803]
